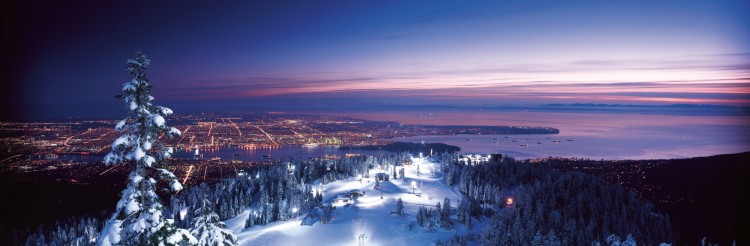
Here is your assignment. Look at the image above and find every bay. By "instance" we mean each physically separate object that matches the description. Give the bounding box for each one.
[344,111,750,160]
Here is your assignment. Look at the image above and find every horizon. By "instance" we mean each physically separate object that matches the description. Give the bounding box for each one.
[6,101,750,122]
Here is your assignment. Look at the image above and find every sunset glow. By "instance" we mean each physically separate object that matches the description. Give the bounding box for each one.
[2,0,747,116]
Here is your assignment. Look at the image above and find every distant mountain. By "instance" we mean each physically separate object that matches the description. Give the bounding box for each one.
[532,103,748,116]
[543,103,745,109]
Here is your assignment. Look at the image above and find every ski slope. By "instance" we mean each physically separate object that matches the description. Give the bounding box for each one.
[225,157,475,246]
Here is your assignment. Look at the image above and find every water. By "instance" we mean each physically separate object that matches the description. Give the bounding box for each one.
[344,111,750,160]
[44,146,392,163]
[172,145,392,161]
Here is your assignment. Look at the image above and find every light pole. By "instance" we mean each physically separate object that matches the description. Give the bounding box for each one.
[411,181,416,194]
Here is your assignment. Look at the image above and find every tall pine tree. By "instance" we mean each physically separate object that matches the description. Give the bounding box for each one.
[98,50,196,245]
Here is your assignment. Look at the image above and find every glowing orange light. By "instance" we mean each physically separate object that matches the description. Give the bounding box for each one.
[506,197,514,206]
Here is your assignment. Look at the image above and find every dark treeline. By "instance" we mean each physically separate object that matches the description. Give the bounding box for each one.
[17,154,407,245]
[18,152,677,245]
[531,152,750,245]
[170,155,390,229]
[20,217,101,245]
[442,155,673,245]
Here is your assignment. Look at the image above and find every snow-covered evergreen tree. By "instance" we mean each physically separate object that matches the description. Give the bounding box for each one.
[435,202,442,225]
[546,229,561,246]
[190,199,238,246]
[98,50,196,245]
[245,212,255,228]
[396,197,404,216]
[605,234,637,246]
[441,197,452,229]
[416,206,426,226]
[532,231,545,246]
[320,204,333,224]
[456,199,467,224]
[392,165,397,180]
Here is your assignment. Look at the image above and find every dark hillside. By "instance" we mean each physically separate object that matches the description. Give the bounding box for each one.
[534,152,750,245]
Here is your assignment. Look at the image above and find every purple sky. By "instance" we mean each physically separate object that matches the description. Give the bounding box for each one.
[2,0,749,119]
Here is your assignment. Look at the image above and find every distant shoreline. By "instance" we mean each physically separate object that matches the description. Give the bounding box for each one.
[338,141,461,154]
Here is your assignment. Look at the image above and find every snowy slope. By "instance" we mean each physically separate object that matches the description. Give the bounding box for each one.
[225,157,475,246]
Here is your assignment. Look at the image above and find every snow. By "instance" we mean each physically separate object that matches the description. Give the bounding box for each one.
[143,156,155,167]
[127,59,143,67]
[161,107,173,115]
[98,219,123,246]
[163,147,174,158]
[132,175,144,185]
[112,136,129,149]
[166,229,197,245]
[129,101,138,111]
[229,157,473,246]
[150,210,163,228]
[125,199,141,214]
[171,180,183,192]
[157,168,177,178]
[115,120,127,131]
[103,152,118,165]
[193,220,236,246]
[169,127,182,136]
[122,80,137,91]
[132,147,146,161]
[151,114,165,127]
[132,218,146,234]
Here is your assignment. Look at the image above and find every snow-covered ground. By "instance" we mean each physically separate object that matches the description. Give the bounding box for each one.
[224,157,475,246]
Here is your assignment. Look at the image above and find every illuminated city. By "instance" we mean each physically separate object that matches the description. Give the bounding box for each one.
[0,113,558,186]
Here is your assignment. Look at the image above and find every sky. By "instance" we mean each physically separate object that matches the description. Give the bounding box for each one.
[1,0,749,119]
